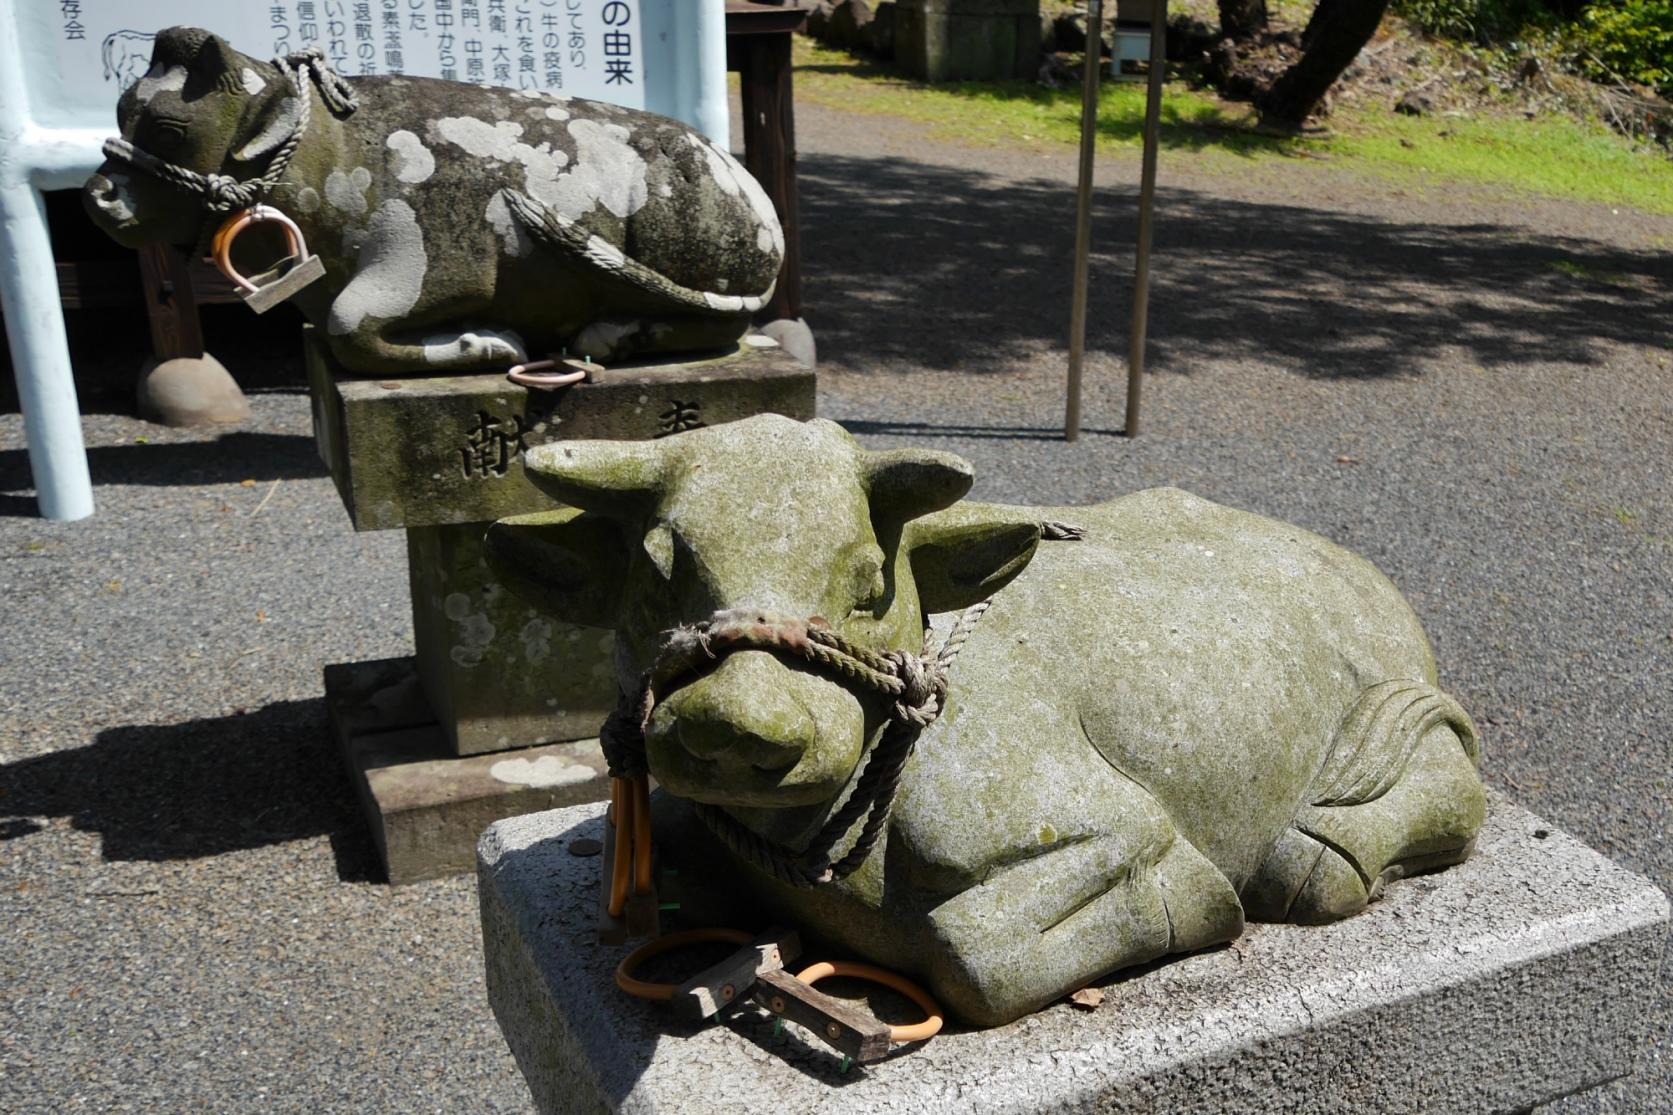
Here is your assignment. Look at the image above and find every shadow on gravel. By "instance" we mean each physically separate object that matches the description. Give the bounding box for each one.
[0,699,379,882]
[841,419,1124,440]
[0,432,325,514]
[799,153,1671,378]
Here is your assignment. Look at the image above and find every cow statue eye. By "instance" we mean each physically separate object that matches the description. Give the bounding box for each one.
[149,118,190,152]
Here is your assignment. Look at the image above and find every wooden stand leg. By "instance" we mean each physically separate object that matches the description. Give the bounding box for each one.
[137,243,205,361]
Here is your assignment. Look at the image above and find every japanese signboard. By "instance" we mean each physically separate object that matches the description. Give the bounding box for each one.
[32,1,645,131]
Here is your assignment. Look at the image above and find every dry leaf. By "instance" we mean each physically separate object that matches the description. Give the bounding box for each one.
[240,479,257,488]
[1068,987,1104,1011]
[1335,455,1361,465]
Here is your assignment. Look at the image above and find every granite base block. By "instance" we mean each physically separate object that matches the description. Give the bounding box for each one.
[477,794,1669,1114]
[326,657,610,883]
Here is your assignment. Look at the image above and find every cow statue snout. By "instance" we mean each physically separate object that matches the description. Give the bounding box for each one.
[646,651,868,809]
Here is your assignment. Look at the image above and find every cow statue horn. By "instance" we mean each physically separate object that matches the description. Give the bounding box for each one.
[523,440,667,515]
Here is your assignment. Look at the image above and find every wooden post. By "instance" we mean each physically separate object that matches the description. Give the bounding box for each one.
[1064,0,1104,442]
[1125,0,1167,437]
[738,31,803,321]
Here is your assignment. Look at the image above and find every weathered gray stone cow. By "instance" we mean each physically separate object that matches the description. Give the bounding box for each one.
[486,415,1486,1026]
[82,27,783,374]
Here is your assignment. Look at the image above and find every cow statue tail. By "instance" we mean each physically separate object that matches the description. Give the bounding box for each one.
[503,189,776,317]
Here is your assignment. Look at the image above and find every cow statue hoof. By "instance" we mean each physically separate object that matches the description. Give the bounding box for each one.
[83,27,784,375]
[485,415,1487,1027]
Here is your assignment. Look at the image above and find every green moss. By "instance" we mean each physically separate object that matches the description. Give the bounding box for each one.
[790,37,1673,214]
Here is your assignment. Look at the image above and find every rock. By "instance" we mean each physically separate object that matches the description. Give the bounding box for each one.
[756,318,817,369]
[827,0,875,52]
[1395,89,1433,116]
[868,1,897,58]
[135,354,250,427]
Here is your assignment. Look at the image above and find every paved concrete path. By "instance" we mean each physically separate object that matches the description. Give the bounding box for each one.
[2,100,1667,1112]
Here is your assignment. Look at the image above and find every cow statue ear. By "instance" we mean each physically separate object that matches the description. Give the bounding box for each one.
[864,447,973,526]
[522,440,667,518]
[485,507,631,630]
[233,78,303,162]
[905,504,1043,615]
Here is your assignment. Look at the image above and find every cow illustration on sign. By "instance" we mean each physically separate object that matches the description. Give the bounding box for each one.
[101,31,155,89]
[82,27,784,374]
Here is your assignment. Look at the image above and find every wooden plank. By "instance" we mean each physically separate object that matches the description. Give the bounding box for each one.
[750,968,894,1063]
[53,260,141,310]
[670,929,802,1022]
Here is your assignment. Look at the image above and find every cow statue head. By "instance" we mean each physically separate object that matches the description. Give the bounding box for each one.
[83,27,315,249]
[486,416,1043,816]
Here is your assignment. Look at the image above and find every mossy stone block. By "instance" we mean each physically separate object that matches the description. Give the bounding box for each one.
[307,328,816,531]
[897,0,1043,82]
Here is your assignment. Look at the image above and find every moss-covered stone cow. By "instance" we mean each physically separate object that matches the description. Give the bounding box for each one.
[82,27,783,374]
[483,415,1487,1027]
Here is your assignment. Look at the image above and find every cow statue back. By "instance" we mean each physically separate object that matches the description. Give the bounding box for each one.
[83,27,783,374]
[485,415,1486,1026]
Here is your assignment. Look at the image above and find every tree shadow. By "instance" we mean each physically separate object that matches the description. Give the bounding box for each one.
[797,152,1672,379]
[0,431,326,514]
[0,699,378,882]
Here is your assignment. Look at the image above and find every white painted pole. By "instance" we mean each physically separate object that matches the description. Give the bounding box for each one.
[691,0,731,148]
[0,180,94,521]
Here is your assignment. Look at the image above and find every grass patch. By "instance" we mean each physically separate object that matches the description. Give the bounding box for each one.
[790,38,1673,214]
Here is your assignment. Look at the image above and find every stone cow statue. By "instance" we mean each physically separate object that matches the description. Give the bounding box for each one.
[82,27,783,374]
[486,415,1486,1026]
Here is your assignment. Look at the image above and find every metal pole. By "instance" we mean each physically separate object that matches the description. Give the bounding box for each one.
[1125,0,1167,438]
[1064,0,1104,442]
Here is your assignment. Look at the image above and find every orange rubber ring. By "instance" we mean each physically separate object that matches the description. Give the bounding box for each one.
[615,928,753,1001]
[795,960,944,1043]
[211,204,308,293]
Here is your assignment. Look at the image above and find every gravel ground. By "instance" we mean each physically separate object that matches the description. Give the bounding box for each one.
[2,99,1668,1113]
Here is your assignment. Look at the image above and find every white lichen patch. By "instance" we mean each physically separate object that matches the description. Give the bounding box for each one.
[384,130,435,184]
[239,67,266,96]
[443,592,496,667]
[573,320,640,357]
[488,755,597,788]
[132,63,186,105]
[294,185,321,214]
[102,171,137,223]
[519,617,553,661]
[547,119,649,221]
[420,328,527,366]
[544,105,570,121]
[484,191,533,257]
[434,115,571,213]
[327,199,426,335]
[324,166,372,217]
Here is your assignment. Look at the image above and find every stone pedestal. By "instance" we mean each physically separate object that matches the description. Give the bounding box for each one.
[477,794,1669,1114]
[896,0,1042,83]
[306,329,816,879]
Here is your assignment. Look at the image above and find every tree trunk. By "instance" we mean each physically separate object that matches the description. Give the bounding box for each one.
[1218,0,1269,40]
[1256,0,1388,123]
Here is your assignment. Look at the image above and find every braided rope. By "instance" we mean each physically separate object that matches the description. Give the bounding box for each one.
[600,601,991,888]
[101,47,358,214]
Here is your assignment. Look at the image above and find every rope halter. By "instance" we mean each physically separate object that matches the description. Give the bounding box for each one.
[600,602,991,889]
[100,47,359,214]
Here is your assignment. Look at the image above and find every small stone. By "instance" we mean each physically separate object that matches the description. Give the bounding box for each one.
[567,838,602,857]
[135,355,250,427]
[759,318,817,370]
[1394,90,1433,117]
